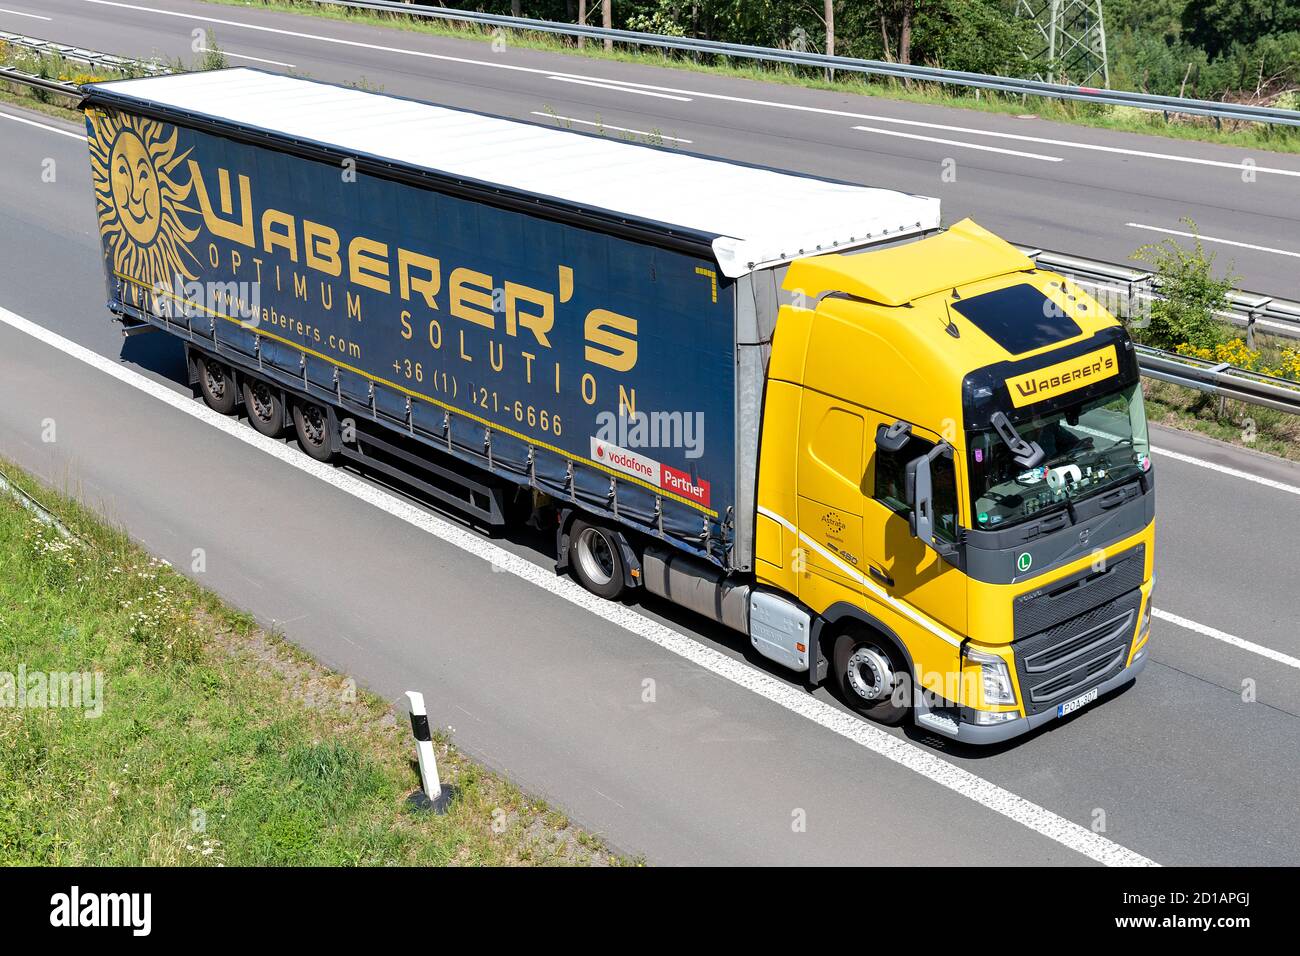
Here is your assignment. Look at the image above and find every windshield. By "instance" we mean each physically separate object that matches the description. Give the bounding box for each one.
[969,383,1150,529]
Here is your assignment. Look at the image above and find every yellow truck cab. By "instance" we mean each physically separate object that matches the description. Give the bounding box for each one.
[756,219,1155,743]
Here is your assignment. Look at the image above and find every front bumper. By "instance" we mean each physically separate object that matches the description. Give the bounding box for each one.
[914,651,1148,745]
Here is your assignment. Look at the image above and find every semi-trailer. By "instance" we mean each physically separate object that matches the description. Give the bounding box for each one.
[81,68,1154,743]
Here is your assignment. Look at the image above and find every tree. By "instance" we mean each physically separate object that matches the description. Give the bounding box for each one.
[1182,0,1300,60]
[898,0,1031,73]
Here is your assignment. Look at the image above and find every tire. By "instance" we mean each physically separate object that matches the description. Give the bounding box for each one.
[568,519,626,600]
[241,376,285,437]
[831,627,910,726]
[197,356,237,415]
[292,400,334,462]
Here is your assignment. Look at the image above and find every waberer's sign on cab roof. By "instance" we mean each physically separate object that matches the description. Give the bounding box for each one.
[1005,345,1119,408]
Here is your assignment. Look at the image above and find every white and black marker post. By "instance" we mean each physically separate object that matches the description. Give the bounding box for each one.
[405,691,453,813]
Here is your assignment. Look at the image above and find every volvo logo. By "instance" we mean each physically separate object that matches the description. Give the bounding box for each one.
[1079,528,1091,546]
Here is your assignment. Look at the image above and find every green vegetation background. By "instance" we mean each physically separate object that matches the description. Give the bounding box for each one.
[437,1,1299,103]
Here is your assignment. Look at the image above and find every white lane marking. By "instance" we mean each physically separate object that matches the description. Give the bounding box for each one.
[198,46,295,68]
[0,109,85,140]
[771,496,1300,673]
[77,1,1300,179]
[73,0,583,74]
[547,75,691,101]
[529,111,692,143]
[0,303,1154,868]
[1151,445,1300,496]
[1127,222,1300,259]
[995,433,1300,667]
[849,113,1300,178]
[852,125,1063,162]
[0,6,51,19]
[1153,609,1300,671]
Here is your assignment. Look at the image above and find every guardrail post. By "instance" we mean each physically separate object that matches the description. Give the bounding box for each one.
[405,690,453,814]
[1207,362,1231,417]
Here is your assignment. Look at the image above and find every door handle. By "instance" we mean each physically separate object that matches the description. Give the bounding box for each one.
[868,565,894,587]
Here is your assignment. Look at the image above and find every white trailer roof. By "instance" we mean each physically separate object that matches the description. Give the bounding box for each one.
[89,68,940,277]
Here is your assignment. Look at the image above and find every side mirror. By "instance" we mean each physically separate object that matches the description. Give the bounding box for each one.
[905,452,935,543]
[876,420,912,453]
[905,442,958,559]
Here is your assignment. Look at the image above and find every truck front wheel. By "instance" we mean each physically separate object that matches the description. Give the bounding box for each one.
[292,401,333,462]
[241,377,285,437]
[197,357,237,415]
[832,628,910,726]
[568,519,626,600]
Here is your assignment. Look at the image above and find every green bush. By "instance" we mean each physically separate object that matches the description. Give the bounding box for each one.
[1132,218,1238,350]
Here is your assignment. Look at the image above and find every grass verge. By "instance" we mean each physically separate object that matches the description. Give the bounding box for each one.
[0,458,623,865]
[0,86,83,123]
[1142,379,1300,462]
[202,0,1300,155]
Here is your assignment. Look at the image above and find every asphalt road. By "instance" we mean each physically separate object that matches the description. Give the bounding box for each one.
[3,92,1300,866]
[2,0,1300,297]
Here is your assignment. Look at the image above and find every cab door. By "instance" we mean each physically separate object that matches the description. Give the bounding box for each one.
[859,416,968,640]
[795,390,867,595]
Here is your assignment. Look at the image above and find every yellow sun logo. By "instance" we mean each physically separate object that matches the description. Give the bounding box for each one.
[88,109,201,304]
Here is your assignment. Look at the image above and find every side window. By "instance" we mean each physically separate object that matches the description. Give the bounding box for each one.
[873,434,959,542]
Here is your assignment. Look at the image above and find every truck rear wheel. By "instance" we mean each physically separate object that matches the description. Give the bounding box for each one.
[292,401,333,462]
[197,356,237,415]
[241,377,285,437]
[569,519,626,600]
[832,628,910,726]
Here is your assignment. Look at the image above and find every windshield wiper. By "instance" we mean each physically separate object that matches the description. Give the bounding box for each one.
[990,411,1044,468]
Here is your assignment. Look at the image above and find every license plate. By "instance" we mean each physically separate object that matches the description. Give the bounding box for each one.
[1058,687,1099,718]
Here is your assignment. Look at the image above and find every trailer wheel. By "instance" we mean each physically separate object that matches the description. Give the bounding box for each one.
[569,519,626,600]
[197,357,237,415]
[832,627,910,726]
[241,377,285,437]
[292,401,333,462]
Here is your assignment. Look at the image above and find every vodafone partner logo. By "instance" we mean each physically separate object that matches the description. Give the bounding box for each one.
[589,438,711,507]
[660,464,710,506]
[591,437,657,481]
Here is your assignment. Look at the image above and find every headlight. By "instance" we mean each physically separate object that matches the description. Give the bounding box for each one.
[1132,600,1153,663]
[967,649,1016,707]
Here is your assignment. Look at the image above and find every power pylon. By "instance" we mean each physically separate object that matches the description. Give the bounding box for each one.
[1016,0,1110,88]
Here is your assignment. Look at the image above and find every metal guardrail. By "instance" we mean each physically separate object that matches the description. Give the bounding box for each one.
[0,31,168,98]
[1026,248,1300,341]
[1023,248,1300,413]
[0,65,1294,413]
[0,65,80,97]
[0,30,170,76]
[297,0,1300,128]
[1135,345,1300,414]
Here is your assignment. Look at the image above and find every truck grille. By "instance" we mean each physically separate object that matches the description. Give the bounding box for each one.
[1012,589,1141,715]
[1013,545,1144,639]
